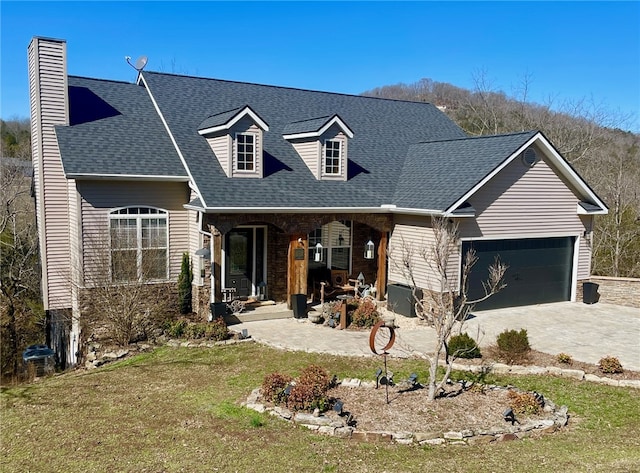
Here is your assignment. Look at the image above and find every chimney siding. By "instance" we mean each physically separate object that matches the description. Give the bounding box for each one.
[28,37,71,311]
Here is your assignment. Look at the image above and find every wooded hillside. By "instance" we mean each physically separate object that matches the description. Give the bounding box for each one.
[363,77,640,278]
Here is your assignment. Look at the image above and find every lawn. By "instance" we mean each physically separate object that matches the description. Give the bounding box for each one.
[2,343,639,472]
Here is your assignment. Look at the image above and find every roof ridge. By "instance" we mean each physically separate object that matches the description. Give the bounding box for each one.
[142,71,438,107]
[68,75,138,86]
[416,130,538,145]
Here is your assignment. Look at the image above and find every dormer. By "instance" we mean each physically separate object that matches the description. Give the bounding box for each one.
[198,105,269,178]
[283,114,354,181]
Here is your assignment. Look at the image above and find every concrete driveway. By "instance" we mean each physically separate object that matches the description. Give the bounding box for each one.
[464,302,640,371]
[232,302,640,371]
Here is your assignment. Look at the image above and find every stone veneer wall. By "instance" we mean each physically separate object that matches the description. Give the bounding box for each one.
[579,277,640,308]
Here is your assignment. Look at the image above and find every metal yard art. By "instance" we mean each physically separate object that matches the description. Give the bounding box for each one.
[369,319,396,404]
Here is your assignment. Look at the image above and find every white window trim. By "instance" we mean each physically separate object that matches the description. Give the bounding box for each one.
[322,139,342,176]
[234,132,258,174]
[108,206,170,282]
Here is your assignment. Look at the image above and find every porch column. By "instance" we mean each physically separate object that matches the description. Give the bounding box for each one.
[376,231,388,301]
[212,228,222,302]
[287,233,308,308]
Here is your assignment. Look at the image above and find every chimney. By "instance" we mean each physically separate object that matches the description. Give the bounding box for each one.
[28,37,76,367]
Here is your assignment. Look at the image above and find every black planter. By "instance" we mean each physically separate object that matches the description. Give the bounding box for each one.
[210,302,227,318]
[583,282,600,304]
[387,283,421,317]
[292,294,308,318]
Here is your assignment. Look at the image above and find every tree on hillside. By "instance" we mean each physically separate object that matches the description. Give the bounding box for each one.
[591,136,640,277]
[389,217,507,401]
[1,119,31,160]
[0,155,44,379]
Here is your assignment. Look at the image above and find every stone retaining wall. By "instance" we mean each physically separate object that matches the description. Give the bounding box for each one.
[586,276,640,308]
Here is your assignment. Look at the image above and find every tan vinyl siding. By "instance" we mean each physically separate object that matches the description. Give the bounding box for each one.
[388,215,460,292]
[206,134,231,177]
[291,140,321,178]
[459,152,587,238]
[68,179,81,313]
[457,149,592,285]
[577,232,591,280]
[78,181,190,284]
[188,189,203,284]
[231,117,262,178]
[28,38,70,310]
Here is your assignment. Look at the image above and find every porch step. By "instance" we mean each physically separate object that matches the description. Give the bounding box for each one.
[224,309,294,325]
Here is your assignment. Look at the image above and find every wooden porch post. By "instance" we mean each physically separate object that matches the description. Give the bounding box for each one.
[376,231,388,301]
[287,234,308,308]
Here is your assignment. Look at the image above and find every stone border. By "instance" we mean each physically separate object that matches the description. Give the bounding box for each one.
[243,379,569,446]
[451,361,640,389]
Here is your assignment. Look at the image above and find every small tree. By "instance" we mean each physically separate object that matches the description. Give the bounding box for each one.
[177,253,193,314]
[390,217,507,401]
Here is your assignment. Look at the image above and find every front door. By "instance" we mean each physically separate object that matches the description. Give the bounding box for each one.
[225,229,253,297]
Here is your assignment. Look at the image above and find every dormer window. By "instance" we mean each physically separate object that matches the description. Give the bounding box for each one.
[324,139,341,175]
[236,133,255,172]
[198,105,269,178]
[283,114,353,181]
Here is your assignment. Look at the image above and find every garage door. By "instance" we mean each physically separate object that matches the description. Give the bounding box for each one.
[462,237,574,311]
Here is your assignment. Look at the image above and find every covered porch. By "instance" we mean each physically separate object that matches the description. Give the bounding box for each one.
[197,212,392,318]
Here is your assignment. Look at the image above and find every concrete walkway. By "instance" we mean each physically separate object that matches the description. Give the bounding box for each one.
[231,302,640,371]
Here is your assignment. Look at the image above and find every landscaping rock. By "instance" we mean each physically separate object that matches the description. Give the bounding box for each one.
[294,413,332,426]
[444,431,464,440]
[334,427,354,438]
[422,438,446,446]
[414,432,442,442]
[341,378,361,388]
[272,407,292,420]
[559,368,585,380]
[618,380,640,389]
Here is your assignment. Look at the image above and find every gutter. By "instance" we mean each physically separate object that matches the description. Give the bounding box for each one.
[183,203,445,217]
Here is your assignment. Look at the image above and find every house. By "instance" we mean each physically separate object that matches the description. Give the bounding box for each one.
[28,37,607,367]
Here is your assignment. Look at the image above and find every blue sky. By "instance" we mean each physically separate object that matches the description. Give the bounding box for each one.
[2,1,639,132]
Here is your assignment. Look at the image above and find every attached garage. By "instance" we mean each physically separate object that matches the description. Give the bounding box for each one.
[463,237,575,311]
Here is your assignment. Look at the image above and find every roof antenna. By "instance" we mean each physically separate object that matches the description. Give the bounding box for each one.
[125,55,148,72]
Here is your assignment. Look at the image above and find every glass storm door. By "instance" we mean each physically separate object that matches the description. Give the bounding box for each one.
[225,229,253,297]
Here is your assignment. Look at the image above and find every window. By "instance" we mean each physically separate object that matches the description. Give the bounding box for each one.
[308,220,352,270]
[236,133,255,171]
[109,207,168,282]
[324,140,341,175]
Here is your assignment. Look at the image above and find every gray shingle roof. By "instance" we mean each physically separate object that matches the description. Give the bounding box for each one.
[56,76,187,178]
[198,107,244,131]
[57,72,542,212]
[393,131,538,211]
[282,115,334,135]
[141,72,469,209]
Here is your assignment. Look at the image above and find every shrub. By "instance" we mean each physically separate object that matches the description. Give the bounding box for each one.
[177,253,193,314]
[350,299,380,328]
[287,365,332,412]
[184,323,206,339]
[507,389,540,415]
[556,352,573,365]
[165,319,188,338]
[205,318,229,342]
[165,319,228,341]
[496,328,531,363]
[448,333,482,359]
[598,356,623,374]
[261,372,293,404]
